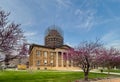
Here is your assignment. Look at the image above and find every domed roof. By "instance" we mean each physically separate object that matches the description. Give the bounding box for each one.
[44,25,64,48]
[45,25,63,37]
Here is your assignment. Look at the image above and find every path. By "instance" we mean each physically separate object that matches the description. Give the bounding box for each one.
[90,70,120,82]
[92,78,120,82]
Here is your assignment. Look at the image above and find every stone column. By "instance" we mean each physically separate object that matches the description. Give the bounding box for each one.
[33,51,35,67]
[61,52,63,67]
[66,53,69,68]
[56,52,58,67]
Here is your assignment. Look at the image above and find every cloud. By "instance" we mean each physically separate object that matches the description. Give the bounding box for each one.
[56,0,72,8]
[95,17,120,26]
[72,0,99,31]
[75,9,83,16]
[79,0,88,8]
[75,9,96,31]
[101,31,115,42]
[22,21,33,27]
[73,0,120,31]
[0,0,36,27]
[65,42,75,47]
[105,40,120,49]
[24,31,44,44]
[24,32,37,37]
[101,31,120,49]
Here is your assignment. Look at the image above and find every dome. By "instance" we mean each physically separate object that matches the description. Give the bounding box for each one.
[45,25,64,48]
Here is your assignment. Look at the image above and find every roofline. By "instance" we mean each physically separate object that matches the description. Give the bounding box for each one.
[29,44,72,53]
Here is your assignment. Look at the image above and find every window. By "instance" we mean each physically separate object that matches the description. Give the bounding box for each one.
[37,68,40,70]
[64,65,66,67]
[36,50,40,56]
[44,52,47,58]
[50,60,53,64]
[36,60,40,66]
[44,60,47,65]
[51,52,53,56]
[50,60,53,67]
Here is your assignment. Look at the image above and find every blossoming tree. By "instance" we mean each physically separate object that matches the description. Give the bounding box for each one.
[96,47,120,74]
[68,40,102,81]
[0,9,27,65]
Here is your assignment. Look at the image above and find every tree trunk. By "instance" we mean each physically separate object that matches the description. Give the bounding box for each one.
[5,55,10,68]
[108,70,110,75]
[107,66,110,75]
[84,71,89,81]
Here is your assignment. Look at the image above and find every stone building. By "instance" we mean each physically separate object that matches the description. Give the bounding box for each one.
[29,26,76,70]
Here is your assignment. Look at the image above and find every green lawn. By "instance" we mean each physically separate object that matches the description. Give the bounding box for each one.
[103,69,120,73]
[0,70,110,82]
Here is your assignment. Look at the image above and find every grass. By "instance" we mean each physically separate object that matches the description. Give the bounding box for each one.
[103,69,120,73]
[0,70,112,82]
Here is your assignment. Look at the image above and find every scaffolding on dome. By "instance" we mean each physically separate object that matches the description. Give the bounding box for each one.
[44,25,64,48]
[45,25,63,37]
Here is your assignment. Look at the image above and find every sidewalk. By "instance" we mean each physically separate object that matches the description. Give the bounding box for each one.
[74,70,120,82]
[90,70,120,75]
[90,70,120,82]
[92,77,120,82]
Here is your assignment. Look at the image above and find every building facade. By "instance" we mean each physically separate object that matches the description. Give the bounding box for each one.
[29,26,77,70]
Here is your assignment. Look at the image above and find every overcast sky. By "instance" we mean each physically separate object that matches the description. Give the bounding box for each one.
[0,0,120,48]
